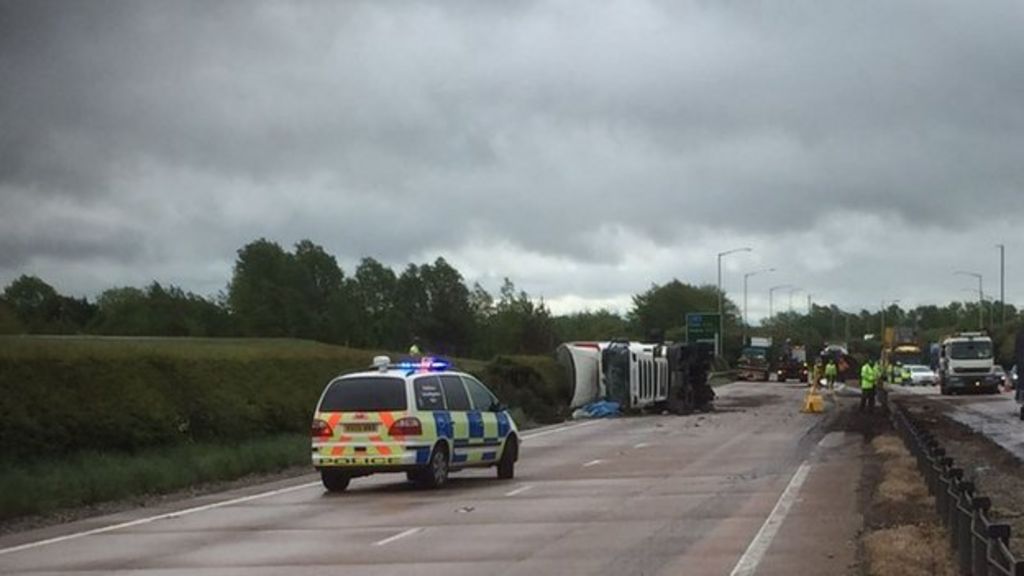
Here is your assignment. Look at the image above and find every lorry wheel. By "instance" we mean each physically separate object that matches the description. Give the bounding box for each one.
[940,386,950,396]
[1019,406,1024,421]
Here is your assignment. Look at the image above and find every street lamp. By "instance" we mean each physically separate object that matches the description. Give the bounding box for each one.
[788,287,802,312]
[997,244,1005,326]
[768,284,792,324]
[880,299,901,339]
[743,268,775,343]
[961,287,989,330]
[954,271,983,330]
[717,247,752,358]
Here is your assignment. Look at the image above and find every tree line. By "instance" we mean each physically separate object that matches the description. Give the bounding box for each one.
[1,238,1019,361]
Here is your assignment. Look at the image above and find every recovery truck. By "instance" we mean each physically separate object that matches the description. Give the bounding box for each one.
[557,340,715,413]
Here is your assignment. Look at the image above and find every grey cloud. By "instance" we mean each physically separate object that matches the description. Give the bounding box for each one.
[2,0,1024,311]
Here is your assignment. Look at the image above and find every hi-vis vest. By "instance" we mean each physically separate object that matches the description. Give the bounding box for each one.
[861,364,877,390]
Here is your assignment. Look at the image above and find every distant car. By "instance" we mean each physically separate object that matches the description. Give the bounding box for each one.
[311,356,519,492]
[993,365,1008,389]
[905,364,936,386]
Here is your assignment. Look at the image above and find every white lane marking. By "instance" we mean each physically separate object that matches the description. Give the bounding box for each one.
[373,527,422,546]
[728,462,812,576]
[504,485,534,497]
[0,418,609,556]
[0,481,322,557]
[634,442,650,449]
[521,419,601,440]
[582,459,603,468]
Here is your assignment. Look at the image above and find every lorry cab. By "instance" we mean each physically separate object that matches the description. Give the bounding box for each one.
[939,333,1000,395]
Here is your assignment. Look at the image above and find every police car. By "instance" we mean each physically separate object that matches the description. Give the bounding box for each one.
[311,356,519,492]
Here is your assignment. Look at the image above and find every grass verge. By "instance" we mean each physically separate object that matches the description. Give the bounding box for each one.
[0,433,307,522]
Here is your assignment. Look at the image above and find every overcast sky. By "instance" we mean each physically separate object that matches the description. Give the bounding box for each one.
[2,1,1023,322]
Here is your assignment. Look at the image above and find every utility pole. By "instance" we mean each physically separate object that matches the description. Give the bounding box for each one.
[807,294,812,315]
[717,247,752,360]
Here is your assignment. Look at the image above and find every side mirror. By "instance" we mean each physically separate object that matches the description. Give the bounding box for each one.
[490,401,507,412]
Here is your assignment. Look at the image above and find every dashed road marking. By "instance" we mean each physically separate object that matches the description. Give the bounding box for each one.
[522,420,601,440]
[634,442,650,449]
[582,459,603,468]
[374,527,422,546]
[504,485,534,497]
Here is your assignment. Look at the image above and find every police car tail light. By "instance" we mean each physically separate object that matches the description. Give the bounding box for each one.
[311,419,333,439]
[388,417,422,437]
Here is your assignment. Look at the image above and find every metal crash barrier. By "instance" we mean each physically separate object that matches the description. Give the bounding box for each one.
[884,391,1024,575]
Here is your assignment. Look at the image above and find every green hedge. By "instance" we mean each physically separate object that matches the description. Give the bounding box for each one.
[0,336,567,465]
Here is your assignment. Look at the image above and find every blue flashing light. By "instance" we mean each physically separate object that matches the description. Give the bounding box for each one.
[392,356,452,373]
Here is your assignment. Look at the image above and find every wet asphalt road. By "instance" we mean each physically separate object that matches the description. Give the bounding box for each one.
[0,382,835,576]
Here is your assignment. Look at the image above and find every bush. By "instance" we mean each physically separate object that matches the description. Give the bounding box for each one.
[0,337,567,464]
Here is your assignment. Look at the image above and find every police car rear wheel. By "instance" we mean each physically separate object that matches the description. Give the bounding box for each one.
[416,445,449,489]
[497,436,517,480]
[320,470,350,492]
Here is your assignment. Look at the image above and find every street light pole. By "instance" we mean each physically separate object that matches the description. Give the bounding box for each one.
[768,284,791,325]
[998,244,1005,326]
[717,247,752,359]
[881,299,901,340]
[955,271,984,330]
[743,267,775,345]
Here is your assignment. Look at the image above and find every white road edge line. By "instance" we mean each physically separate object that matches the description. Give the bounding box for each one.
[0,481,322,557]
[504,485,534,497]
[374,527,422,546]
[521,419,600,440]
[0,418,607,556]
[582,459,603,467]
[728,462,812,576]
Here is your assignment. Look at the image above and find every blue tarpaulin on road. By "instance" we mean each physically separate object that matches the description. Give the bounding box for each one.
[572,400,621,419]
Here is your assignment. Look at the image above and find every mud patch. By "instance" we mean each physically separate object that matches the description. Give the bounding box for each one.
[714,393,780,410]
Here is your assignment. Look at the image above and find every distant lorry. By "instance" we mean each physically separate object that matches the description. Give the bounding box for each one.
[938,332,1002,395]
[737,336,772,381]
[883,326,924,370]
[775,342,808,382]
[557,340,716,413]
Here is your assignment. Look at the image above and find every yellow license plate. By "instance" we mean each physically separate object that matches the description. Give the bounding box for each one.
[344,423,379,433]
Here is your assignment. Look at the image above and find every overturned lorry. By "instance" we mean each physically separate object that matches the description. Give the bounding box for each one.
[556,340,716,413]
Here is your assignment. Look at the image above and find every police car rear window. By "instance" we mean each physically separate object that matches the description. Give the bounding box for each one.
[320,377,407,412]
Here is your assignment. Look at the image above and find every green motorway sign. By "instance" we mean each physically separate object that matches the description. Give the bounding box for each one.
[685,312,721,344]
